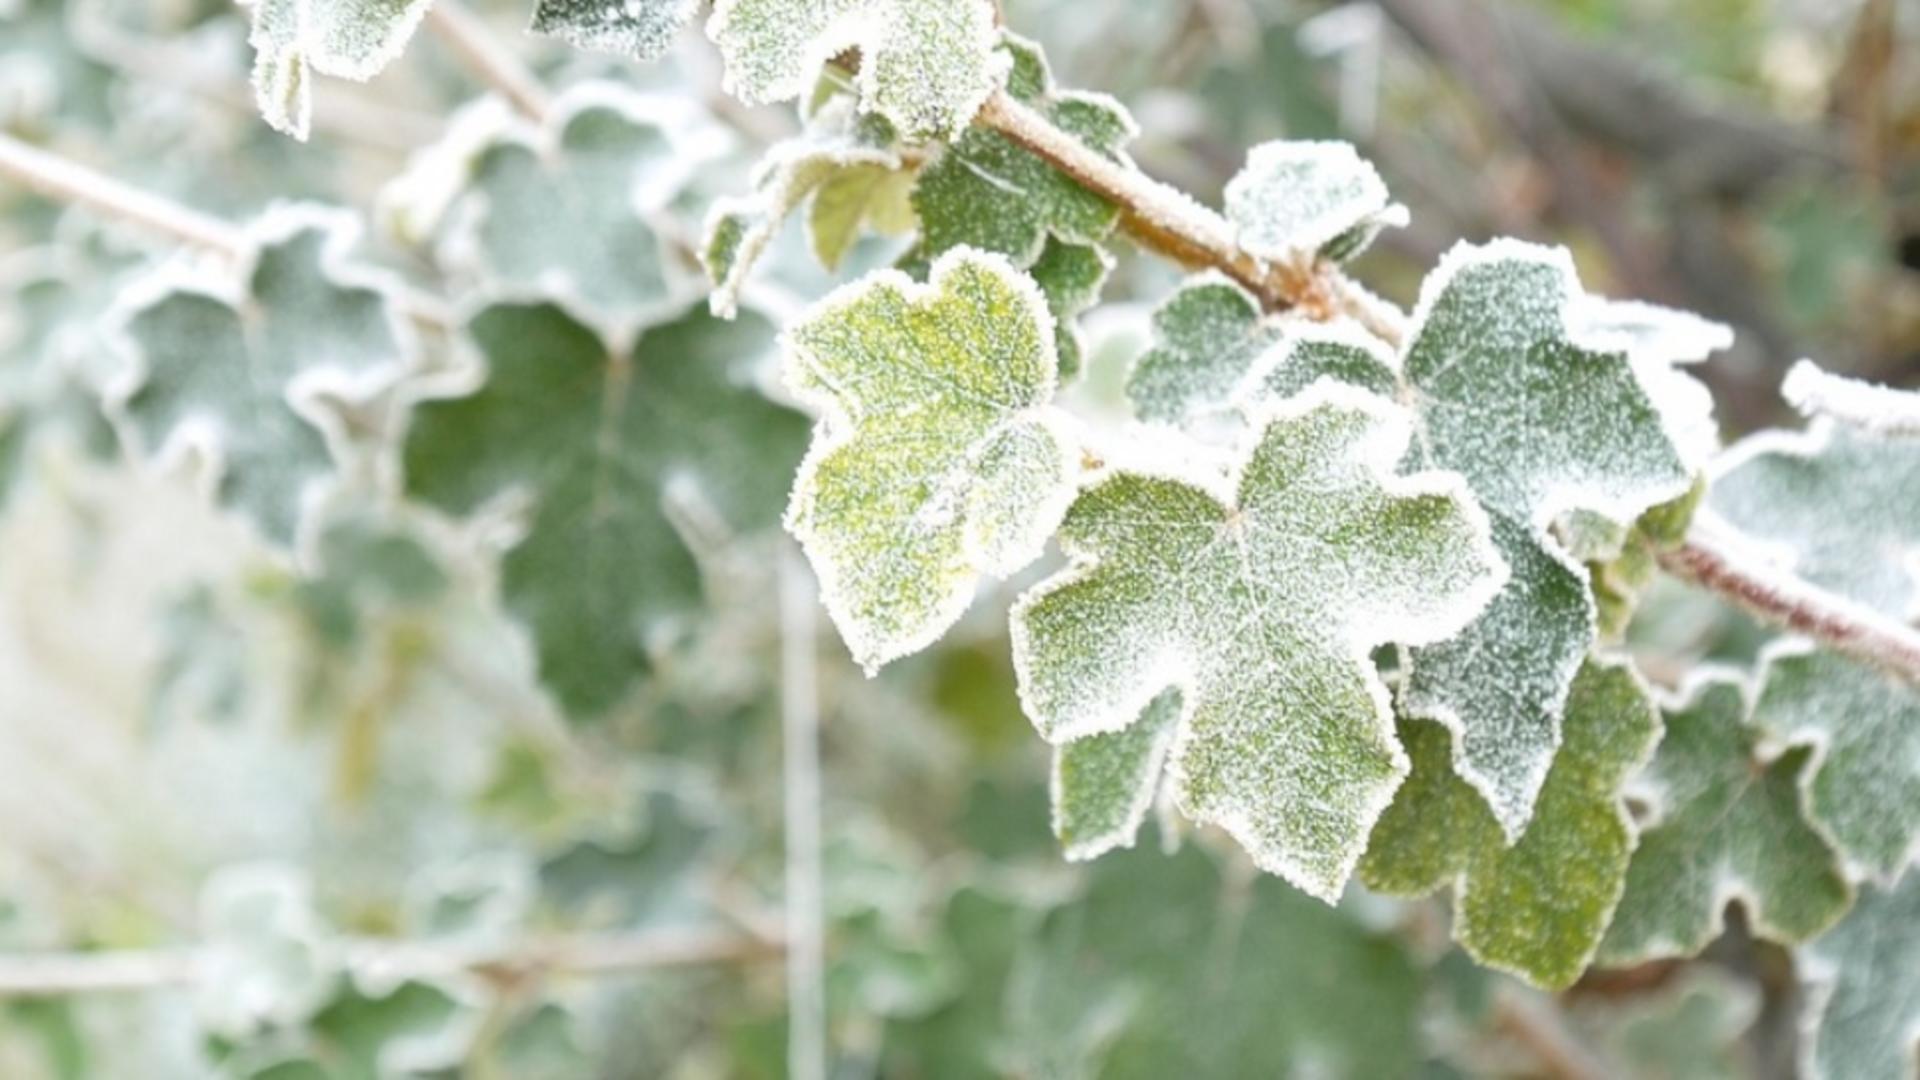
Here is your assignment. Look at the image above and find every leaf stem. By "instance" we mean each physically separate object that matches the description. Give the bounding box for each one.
[424,0,555,123]
[973,90,1407,346]
[1658,515,1920,686]
[0,132,245,257]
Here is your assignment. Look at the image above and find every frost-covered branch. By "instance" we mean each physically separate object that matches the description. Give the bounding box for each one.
[1660,517,1920,687]
[0,131,245,256]
[424,0,555,123]
[974,90,1407,346]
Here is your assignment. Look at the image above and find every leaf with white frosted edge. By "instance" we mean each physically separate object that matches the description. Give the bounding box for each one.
[1598,671,1851,966]
[403,302,807,718]
[1570,297,1735,366]
[1223,140,1407,263]
[247,0,433,140]
[704,102,906,318]
[1238,320,1401,406]
[1797,870,1920,1080]
[1012,385,1505,899]
[1750,640,1920,884]
[1052,690,1180,860]
[1027,239,1112,381]
[1396,239,1693,838]
[530,0,696,59]
[706,0,1001,140]
[1360,657,1659,989]
[196,863,338,1039]
[1710,421,1920,622]
[1783,359,1920,437]
[1126,276,1280,426]
[784,249,1075,672]
[111,208,412,549]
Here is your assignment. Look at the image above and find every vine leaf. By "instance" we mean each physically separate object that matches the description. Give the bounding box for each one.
[1782,358,1920,437]
[530,0,697,59]
[1012,384,1505,898]
[1126,276,1279,427]
[1390,240,1694,838]
[247,0,433,140]
[1360,657,1660,989]
[402,303,807,718]
[706,0,1003,140]
[1223,140,1407,263]
[1051,690,1181,860]
[1797,870,1920,1080]
[784,249,1076,673]
[112,208,413,549]
[1240,321,1401,403]
[1751,642,1920,884]
[1597,671,1851,966]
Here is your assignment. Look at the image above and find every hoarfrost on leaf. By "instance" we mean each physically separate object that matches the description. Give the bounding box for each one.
[1782,358,1920,437]
[530,0,697,60]
[1051,689,1180,860]
[784,249,1076,673]
[1796,869,1920,1080]
[1223,140,1407,263]
[1598,670,1851,965]
[705,0,1003,140]
[112,208,413,549]
[1012,383,1505,899]
[1125,275,1279,427]
[1359,657,1660,989]
[247,0,434,140]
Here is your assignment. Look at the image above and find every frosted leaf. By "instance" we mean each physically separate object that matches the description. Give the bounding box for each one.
[1239,320,1401,404]
[1012,384,1505,898]
[1570,297,1734,366]
[1026,239,1111,380]
[1711,421,1920,621]
[403,303,807,717]
[1598,671,1851,965]
[530,0,696,59]
[1750,641,1920,883]
[785,249,1075,672]
[1783,359,1920,437]
[1797,870,1920,1080]
[706,0,1002,140]
[1126,276,1279,426]
[1360,657,1659,989]
[1051,690,1180,860]
[247,0,433,140]
[1396,240,1694,837]
[1223,140,1407,263]
[111,208,413,549]
[196,863,338,1039]
[704,102,908,318]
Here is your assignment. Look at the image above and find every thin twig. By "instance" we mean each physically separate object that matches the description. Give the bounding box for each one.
[425,0,554,123]
[1658,516,1920,686]
[973,90,1406,346]
[0,132,245,257]
[1492,992,1610,1080]
[780,548,826,1080]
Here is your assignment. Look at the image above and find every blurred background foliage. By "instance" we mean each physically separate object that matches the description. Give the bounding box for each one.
[0,0,1914,1076]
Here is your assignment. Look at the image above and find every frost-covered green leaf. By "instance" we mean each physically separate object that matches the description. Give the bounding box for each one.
[1711,421,1920,621]
[1013,385,1504,898]
[1051,690,1179,860]
[196,865,338,1039]
[1125,276,1279,426]
[1240,320,1401,403]
[1360,657,1659,989]
[1024,239,1111,380]
[530,0,696,59]
[785,249,1076,673]
[1797,870,1920,1080]
[246,0,433,140]
[1750,641,1920,883]
[1783,358,1920,437]
[1599,671,1851,965]
[706,0,1002,139]
[113,209,413,548]
[403,302,806,717]
[1391,240,1694,837]
[1224,140,1407,263]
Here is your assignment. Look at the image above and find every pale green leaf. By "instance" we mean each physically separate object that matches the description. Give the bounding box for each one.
[1598,671,1851,965]
[706,0,1002,139]
[1783,358,1920,437]
[785,249,1077,672]
[196,864,338,1039]
[1012,385,1505,898]
[1571,969,1761,1080]
[1797,870,1920,1080]
[1360,657,1660,989]
[114,209,412,548]
[247,0,432,140]
[1051,689,1180,860]
[1223,140,1407,262]
[402,303,807,717]
[530,0,697,59]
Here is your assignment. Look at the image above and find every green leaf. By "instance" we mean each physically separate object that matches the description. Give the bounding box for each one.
[1390,240,1694,837]
[706,0,1002,140]
[402,302,806,717]
[1223,140,1407,262]
[785,249,1077,672]
[1360,657,1660,989]
[1782,358,1920,437]
[247,0,433,140]
[1125,276,1280,426]
[1240,321,1401,403]
[114,209,413,548]
[1571,969,1760,1080]
[1797,870,1920,1080]
[1024,239,1111,380]
[1051,689,1180,860]
[530,0,697,59]
[1012,385,1504,898]
[1598,671,1851,965]
[1750,642,1920,883]
[196,865,339,1039]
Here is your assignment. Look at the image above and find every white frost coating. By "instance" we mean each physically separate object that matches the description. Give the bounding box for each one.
[530,0,698,60]
[246,0,436,140]
[1783,359,1920,437]
[1795,867,1920,1080]
[1050,693,1181,861]
[784,247,1077,674]
[1223,140,1406,260]
[195,863,338,1039]
[1012,381,1507,900]
[1570,297,1734,365]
